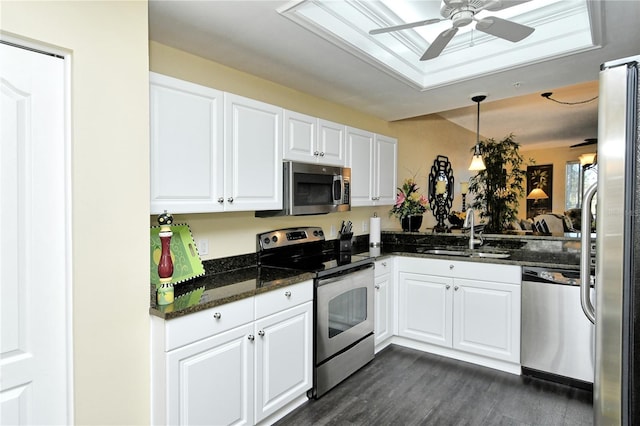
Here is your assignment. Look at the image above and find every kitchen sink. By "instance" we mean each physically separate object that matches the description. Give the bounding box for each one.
[420,247,511,259]
[421,248,469,256]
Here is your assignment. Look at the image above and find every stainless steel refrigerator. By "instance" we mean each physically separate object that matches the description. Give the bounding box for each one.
[581,55,640,425]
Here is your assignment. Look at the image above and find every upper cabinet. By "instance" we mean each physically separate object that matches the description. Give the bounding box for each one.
[150,72,224,214]
[150,73,282,214]
[283,110,346,166]
[224,94,283,212]
[347,127,397,207]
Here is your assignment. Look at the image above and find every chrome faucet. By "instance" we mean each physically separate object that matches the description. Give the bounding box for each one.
[463,208,483,249]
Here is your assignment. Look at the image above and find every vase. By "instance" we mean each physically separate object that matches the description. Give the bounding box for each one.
[401,215,423,232]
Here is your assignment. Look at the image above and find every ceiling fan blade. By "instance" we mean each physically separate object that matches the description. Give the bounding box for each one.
[369,18,443,35]
[481,0,531,12]
[420,27,459,61]
[475,16,534,42]
[570,138,598,148]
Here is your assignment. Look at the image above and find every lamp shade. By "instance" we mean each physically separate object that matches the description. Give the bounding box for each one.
[527,187,549,199]
[469,154,486,171]
[579,153,597,166]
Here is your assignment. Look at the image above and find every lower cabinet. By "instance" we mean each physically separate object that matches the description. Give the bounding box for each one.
[152,280,313,425]
[397,257,521,366]
[374,258,394,349]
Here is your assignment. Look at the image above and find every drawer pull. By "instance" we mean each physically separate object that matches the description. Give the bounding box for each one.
[454,286,459,291]
[258,330,265,337]
[213,312,221,319]
[375,284,381,290]
[247,334,255,341]
[449,264,454,270]
[446,284,450,290]
[284,291,292,297]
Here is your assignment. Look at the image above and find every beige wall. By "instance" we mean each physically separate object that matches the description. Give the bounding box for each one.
[2,1,150,424]
[519,144,597,218]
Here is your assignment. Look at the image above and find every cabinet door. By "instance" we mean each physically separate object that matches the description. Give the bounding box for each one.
[374,134,397,205]
[225,93,283,211]
[398,272,453,347]
[283,110,316,163]
[317,119,346,166]
[374,271,393,347]
[150,73,224,214]
[167,323,254,426]
[254,302,312,423]
[452,278,520,363]
[346,126,374,206]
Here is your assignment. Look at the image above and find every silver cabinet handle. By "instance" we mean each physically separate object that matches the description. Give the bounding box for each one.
[217,197,224,203]
[375,284,381,290]
[284,291,291,297]
[319,152,325,156]
[213,312,221,319]
[454,286,459,291]
[314,151,319,156]
[381,262,387,267]
[449,264,454,270]
[227,197,234,203]
[247,335,255,341]
[446,284,450,290]
[258,330,265,337]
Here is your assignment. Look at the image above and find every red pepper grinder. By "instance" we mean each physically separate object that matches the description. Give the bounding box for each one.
[157,211,174,305]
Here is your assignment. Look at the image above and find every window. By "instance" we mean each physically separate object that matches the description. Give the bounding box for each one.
[565,160,598,211]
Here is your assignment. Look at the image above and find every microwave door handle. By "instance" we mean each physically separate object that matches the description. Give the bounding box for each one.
[580,182,597,324]
[333,175,343,204]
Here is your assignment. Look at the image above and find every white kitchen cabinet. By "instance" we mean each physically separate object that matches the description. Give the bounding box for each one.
[254,301,312,423]
[396,257,521,366]
[166,323,254,426]
[374,258,394,350]
[224,93,283,212]
[152,280,313,426]
[149,73,283,214]
[283,110,345,166]
[149,72,224,214]
[347,127,397,206]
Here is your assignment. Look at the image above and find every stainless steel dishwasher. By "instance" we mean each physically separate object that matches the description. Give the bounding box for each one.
[521,266,595,390]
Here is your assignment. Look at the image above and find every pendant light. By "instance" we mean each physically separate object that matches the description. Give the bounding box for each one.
[468,94,487,171]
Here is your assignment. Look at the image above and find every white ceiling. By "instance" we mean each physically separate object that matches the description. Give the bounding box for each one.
[148,0,640,149]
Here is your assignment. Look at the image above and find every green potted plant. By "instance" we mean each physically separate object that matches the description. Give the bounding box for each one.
[468,134,527,233]
[390,178,429,231]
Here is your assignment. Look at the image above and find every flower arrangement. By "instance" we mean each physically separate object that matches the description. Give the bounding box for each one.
[389,178,429,219]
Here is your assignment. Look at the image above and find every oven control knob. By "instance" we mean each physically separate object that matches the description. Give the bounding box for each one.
[271,236,278,243]
[318,230,324,236]
[263,237,270,245]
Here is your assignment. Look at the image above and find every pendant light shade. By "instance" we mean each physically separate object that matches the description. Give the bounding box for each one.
[469,94,487,171]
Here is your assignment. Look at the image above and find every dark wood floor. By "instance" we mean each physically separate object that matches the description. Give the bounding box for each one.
[276,345,593,426]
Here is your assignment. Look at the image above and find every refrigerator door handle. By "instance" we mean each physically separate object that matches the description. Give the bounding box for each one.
[580,182,597,324]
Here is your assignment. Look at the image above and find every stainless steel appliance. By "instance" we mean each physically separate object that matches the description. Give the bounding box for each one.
[257,227,374,399]
[256,162,350,216]
[521,267,595,390]
[584,55,640,425]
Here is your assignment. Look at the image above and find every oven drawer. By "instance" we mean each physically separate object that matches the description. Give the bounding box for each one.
[255,280,313,319]
[164,296,254,351]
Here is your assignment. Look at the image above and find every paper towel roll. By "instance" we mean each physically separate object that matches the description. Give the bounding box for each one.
[369,216,381,247]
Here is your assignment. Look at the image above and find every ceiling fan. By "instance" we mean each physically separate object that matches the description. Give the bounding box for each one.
[571,138,598,148]
[369,0,535,61]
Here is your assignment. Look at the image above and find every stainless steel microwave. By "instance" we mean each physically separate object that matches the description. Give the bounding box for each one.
[257,161,350,216]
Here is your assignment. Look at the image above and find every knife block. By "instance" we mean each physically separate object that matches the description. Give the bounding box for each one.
[338,232,353,253]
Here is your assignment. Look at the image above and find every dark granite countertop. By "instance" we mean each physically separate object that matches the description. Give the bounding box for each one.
[150,231,583,320]
[149,265,314,320]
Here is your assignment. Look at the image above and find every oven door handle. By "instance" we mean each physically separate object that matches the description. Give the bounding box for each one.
[317,263,373,285]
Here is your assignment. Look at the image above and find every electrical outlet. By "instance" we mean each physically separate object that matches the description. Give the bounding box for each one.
[362,220,368,232]
[197,238,209,256]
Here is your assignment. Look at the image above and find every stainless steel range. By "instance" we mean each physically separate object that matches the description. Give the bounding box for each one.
[257,226,375,399]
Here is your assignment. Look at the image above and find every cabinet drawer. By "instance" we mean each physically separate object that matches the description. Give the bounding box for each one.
[255,280,313,319]
[375,258,392,277]
[165,296,254,351]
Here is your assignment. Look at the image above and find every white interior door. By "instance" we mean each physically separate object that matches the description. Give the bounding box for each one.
[0,42,71,425]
